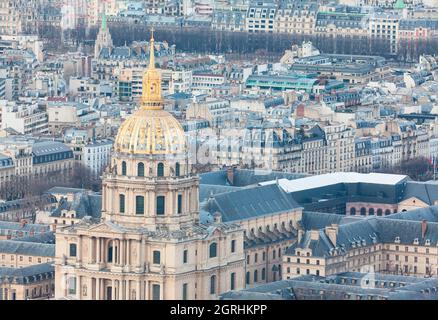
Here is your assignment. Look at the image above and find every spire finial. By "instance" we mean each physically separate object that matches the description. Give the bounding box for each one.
[149,28,155,69]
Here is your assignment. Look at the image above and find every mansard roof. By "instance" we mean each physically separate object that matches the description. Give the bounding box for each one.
[206,183,302,223]
[0,263,54,285]
[0,240,54,257]
[288,206,438,258]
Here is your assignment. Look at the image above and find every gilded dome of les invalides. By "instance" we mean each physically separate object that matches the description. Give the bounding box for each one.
[114,31,186,155]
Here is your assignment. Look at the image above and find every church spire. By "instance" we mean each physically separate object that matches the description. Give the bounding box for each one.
[101,11,107,31]
[140,29,162,110]
[149,28,155,69]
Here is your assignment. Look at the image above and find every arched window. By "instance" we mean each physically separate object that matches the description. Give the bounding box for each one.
[360,207,366,216]
[350,207,356,215]
[175,162,180,177]
[377,209,383,216]
[137,162,145,177]
[246,271,250,285]
[385,209,391,216]
[136,196,144,215]
[262,268,266,281]
[107,243,113,263]
[121,161,127,176]
[157,163,164,177]
[254,270,258,282]
[119,194,125,214]
[210,275,216,294]
[369,208,375,215]
[209,242,217,258]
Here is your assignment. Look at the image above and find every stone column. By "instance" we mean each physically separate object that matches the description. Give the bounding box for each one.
[95,277,100,300]
[149,191,154,216]
[125,239,131,267]
[78,236,82,264]
[77,276,82,300]
[120,239,125,266]
[96,238,101,263]
[112,279,116,300]
[168,190,173,215]
[137,281,141,300]
[89,237,94,264]
[125,280,130,300]
[138,239,143,269]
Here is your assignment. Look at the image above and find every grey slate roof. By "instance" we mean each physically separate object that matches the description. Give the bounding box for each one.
[402,181,438,206]
[199,184,241,203]
[207,183,302,222]
[199,169,308,187]
[301,211,361,231]
[0,263,54,284]
[385,205,438,223]
[46,187,89,195]
[290,205,438,258]
[0,221,50,234]
[221,272,438,300]
[32,141,72,156]
[0,240,55,257]
[51,192,102,219]
[14,231,55,244]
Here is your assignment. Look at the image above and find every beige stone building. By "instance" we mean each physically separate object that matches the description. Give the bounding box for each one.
[0,263,54,300]
[54,33,246,300]
[283,209,438,279]
[0,240,54,268]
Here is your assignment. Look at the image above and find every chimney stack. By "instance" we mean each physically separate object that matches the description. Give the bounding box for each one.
[325,224,339,246]
[298,229,304,243]
[421,219,428,239]
[226,166,236,186]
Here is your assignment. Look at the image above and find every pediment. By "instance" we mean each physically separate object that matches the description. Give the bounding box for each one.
[87,222,123,234]
[398,196,429,207]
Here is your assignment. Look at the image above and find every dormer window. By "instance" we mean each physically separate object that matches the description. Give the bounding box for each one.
[413,238,419,245]
[425,239,431,246]
[395,237,400,243]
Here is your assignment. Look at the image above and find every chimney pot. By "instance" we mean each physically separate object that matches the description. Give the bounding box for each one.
[421,219,428,239]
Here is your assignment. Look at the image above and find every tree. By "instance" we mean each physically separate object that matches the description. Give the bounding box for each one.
[378,157,433,181]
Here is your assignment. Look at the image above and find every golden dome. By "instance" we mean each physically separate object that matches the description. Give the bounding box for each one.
[115,108,186,155]
[115,30,186,155]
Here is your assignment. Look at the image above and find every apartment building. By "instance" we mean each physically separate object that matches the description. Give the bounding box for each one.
[246,1,277,33]
[0,101,48,136]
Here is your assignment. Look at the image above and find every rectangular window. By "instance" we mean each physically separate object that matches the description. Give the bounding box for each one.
[230,273,236,290]
[182,283,188,300]
[119,194,125,213]
[68,277,77,295]
[156,196,165,215]
[69,244,77,257]
[136,196,144,215]
[231,240,236,253]
[153,251,161,265]
[183,250,188,264]
[177,194,182,214]
[152,284,160,300]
